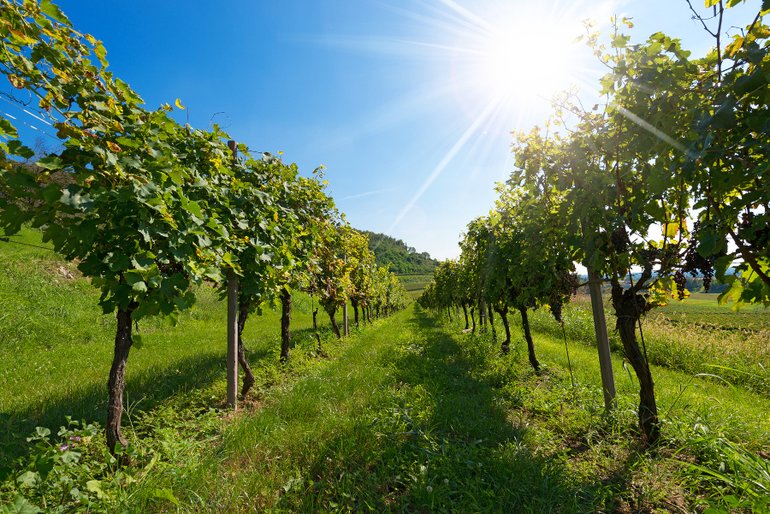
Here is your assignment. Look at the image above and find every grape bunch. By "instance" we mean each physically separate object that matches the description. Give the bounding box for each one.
[682,221,716,292]
[610,227,630,253]
[738,212,770,250]
[673,270,687,300]
[548,271,579,323]
[549,299,563,323]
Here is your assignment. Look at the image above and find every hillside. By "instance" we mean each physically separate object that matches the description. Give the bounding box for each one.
[364,231,438,275]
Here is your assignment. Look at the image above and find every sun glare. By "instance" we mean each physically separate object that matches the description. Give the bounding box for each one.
[477,27,578,102]
[444,2,594,115]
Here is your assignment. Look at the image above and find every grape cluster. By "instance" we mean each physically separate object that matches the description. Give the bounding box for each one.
[549,300,563,323]
[548,271,579,323]
[738,212,770,250]
[673,270,687,300]
[682,221,716,292]
[610,227,630,253]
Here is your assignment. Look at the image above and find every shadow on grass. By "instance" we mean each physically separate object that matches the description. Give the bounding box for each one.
[277,305,604,512]
[0,351,227,470]
[0,323,340,473]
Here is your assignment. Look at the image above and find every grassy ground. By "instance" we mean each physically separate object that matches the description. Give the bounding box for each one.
[2,235,769,511]
[0,229,334,466]
[397,274,433,293]
[526,293,770,395]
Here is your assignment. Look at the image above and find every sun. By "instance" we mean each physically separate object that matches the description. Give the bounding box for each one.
[477,26,579,102]
[445,2,592,114]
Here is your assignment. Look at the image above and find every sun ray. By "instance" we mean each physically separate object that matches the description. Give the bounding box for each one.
[615,105,687,152]
[387,96,500,233]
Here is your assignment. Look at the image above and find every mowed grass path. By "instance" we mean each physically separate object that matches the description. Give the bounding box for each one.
[128,306,591,512]
[3,232,768,511]
[124,303,770,512]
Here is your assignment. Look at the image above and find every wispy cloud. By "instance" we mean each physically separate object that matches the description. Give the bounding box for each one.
[340,188,392,201]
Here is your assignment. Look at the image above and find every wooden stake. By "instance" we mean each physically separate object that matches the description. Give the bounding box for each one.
[588,267,616,411]
[226,140,238,409]
[343,300,349,336]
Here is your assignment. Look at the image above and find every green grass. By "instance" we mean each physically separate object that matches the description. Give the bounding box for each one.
[3,234,770,512]
[397,274,433,293]
[525,294,770,395]
[111,306,770,511]
[655,292,770,332]
[0,229,339,466]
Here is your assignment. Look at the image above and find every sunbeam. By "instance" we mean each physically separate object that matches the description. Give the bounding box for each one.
[387,96,499,233]
[615,105,688,153]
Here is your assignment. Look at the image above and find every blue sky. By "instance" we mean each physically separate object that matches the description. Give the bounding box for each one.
[4,0,761,259]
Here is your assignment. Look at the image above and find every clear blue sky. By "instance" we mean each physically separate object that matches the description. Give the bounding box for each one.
[5,0,761,259]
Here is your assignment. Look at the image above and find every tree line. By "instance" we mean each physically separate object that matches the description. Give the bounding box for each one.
[0,0,407,454]
[420,0,769,447]
[363,230,438,275]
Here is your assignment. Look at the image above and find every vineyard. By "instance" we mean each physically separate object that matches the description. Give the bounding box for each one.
[1,0,770,512]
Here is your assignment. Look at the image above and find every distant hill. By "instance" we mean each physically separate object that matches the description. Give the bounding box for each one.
[363,231,438,275]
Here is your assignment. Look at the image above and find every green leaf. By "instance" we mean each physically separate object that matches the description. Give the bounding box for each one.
[697,226,723,258]
[714,254,733,281]
[0,118,19,139]
[16,471,39,488]
[7,141,34,159]
[152,488,180,506]
[86,480,108,500]
[131,280,148,293]
[36,155,64,171]
[60,450,80,465]
[114,78,143,105]
[2,496,42,514]
[39,0,71,25]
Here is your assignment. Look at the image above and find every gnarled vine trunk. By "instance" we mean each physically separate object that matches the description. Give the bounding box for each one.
[351,299,360,327]
[495,305,511,354]
[470,305,476,333]
[237,299,256,398]
[325,304,341,339]
[312,307,324,354]
[106,303,137,455]
[611,280,659,446]
[519,306,540,373]
[280,287,292,364]
[487,303,496,341]
[478,300,486,331]
[462,303,469,330]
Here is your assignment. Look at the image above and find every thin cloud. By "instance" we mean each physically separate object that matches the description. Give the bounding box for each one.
[340,188,392,201]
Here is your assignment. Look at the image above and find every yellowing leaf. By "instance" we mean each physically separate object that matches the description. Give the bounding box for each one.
[7,74,25,89]
[175,98,185,110]
[10,29,36,45]
[663,222,679,239]
[40,0,72,26]
[93,41,108,67]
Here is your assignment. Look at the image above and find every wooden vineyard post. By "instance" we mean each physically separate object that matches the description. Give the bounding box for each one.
[588,267,616,411]
[343,255,349,336]
[226,140,239,409]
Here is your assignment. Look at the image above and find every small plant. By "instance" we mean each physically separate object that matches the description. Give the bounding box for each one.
[679,423,770,512]
[1,418,127,513]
